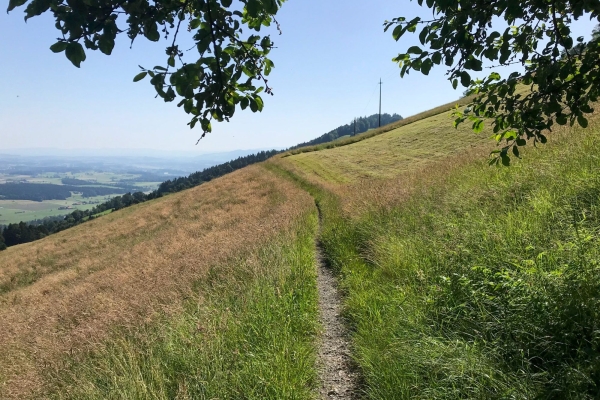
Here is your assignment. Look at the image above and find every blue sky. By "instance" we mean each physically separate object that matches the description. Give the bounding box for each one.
[0,1,597,154]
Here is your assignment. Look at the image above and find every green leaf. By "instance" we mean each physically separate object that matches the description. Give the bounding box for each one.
[144,22,160,42]
[200,118,211,132]
[255,95,264,111]
[452,79,458,90]
[168,56,175,68]
[249,98,258,112]
[7,0,27,12]
[133,72,148,82]
[392,25,404,41]
[501,154,511,166]
[189,19,201,30]
[407,45,423,54]
[577,115,588,128]
[512,145,520,158]
[65,42,86,68]
[538,134,547,144]
[246,0,260,17]
[50,41,68,53]
[240,97,249,110]
[556,114,568,125]
[460,71,471,87]
[98,36,115,55]
[421,59,433,75]
[184,100,193,113]
[419,27,428,45]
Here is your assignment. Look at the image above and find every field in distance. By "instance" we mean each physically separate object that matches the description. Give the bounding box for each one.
[0,171,166,225]
[0,194,113,225]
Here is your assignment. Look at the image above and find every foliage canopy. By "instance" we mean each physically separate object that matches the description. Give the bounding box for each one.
[386,0,600,164]
[8,0,283,140]
[8,0,600,155]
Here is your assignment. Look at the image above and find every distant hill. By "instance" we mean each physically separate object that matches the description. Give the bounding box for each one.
[289,113,403,150]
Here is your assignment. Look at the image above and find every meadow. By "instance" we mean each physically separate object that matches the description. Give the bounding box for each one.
[1,93,599,399]
[0,165,319,399]
[0,171,163,224]
[0,195,111,225]
[272,106,600,398]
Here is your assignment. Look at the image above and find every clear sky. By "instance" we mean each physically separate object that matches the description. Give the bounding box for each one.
[1,1,597,154]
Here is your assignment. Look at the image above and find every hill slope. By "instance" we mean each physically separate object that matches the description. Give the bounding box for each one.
[2,94,600,399]
[0,165,318,398]
[272,105,600,398]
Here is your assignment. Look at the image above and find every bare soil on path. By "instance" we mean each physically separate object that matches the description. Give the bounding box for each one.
[316,222,359,399]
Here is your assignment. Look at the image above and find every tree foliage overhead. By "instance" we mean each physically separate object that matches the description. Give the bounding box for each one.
[7,0,284,140]
[386,0,600,165]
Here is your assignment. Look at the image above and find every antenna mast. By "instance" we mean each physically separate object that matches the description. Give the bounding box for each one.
[378,78,382,127]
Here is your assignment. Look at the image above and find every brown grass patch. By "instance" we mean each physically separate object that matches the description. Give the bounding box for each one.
[0,165,314,399]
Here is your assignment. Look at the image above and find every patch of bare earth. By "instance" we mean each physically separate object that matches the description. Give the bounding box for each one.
[316,233,359,398]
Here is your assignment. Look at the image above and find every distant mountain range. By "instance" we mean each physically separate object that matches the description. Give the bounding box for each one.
[0,148,279,163]
[0,149,280,177]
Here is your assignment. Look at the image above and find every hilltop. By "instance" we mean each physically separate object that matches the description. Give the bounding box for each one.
[1,96,599,399]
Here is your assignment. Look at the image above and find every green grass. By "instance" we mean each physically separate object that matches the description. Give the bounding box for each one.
[282,95,477,158]
[66,172,142,184]
[44,208,320,400]
[0,195,114,225]
[284,110,491,184]
[281,126,600,398]
[264,80,600,398]
[91,209,113,218]
[132,181,163,188]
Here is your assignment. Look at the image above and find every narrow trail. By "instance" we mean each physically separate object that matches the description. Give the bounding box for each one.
[315,206,359,399]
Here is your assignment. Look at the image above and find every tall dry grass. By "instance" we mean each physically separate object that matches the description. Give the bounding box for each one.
[0,165,315,399]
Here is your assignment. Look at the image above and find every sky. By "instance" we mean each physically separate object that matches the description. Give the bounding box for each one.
[0,0,598,154]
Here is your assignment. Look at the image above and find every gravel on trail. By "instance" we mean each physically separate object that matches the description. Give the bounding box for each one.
[315,236,359,399]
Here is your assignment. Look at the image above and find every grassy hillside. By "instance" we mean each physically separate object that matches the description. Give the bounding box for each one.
[283,95,477,158]
[272,106,600,398]
[282,110,489,184]
[0,165,319,399]
[2,89,599,399]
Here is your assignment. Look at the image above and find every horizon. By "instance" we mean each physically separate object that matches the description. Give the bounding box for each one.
[1,1,481,153]
[1,1,596,153]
